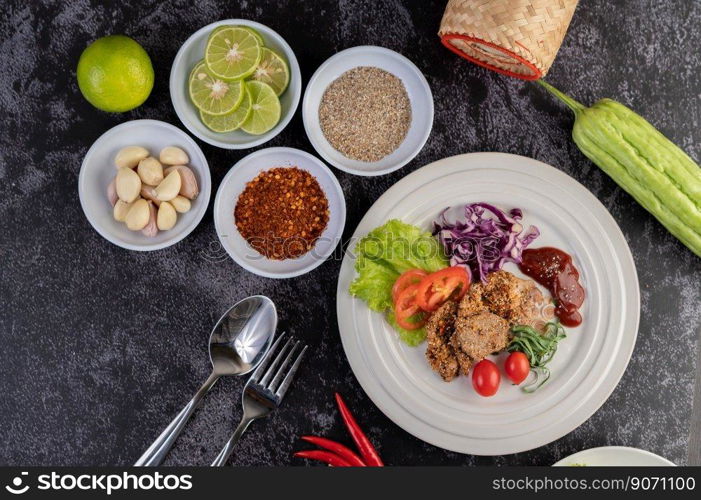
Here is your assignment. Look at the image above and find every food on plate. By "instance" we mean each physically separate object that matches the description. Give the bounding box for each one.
[319,66,411,162]
[76,35,154,113]
[434,203,540,283]
[115,167,141,203]
[295,393,384,467]
[425,270,549,382]
[159,146,190,166]
[239,81,282,135]
[519,247,585,326]
[350,202,584,395]
[206,26,262,80]
[189,60,245,115]
[507,322,566,392]
[125,198,150,231]
[349,220,448,345]
[504,351,530,385]
[472,359,501,397]
[107,145,198,237]
[115,146,149,169]
[234,167,329,259]
[163,166,200,200]
[199,87,252,132]
[189,26,289,135]
[136,157,164,186]
[538,80,701,258]
[251,47,290,96]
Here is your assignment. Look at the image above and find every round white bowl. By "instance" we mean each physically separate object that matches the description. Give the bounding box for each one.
[213,147,346,278]
[78,119,211,251]
[170,19,301,149]
[303,45,434,176]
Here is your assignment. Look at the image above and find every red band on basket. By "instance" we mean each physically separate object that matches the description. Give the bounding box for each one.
[440,34,542,81]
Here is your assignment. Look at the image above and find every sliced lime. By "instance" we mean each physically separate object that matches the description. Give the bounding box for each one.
[205,27,261,80]
[250,47,289,96]
[200,87,253,132]
[241,26,265,46]
[209,25,264,46]
[240,81,281,135]
[188,60,244,115]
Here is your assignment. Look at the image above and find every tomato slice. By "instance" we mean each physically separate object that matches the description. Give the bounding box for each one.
[394,284,427,330]
[392,269,428,304]
[416,267,470,312]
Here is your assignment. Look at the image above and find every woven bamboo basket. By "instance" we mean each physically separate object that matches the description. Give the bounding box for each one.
[439,0,579,80]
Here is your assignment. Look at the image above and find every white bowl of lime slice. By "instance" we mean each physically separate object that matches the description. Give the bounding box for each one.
[170,20,301,149]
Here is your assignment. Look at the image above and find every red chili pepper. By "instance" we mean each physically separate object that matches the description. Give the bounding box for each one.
[334,393,384,466]
[294,450,351,467]
[301,436,366,466]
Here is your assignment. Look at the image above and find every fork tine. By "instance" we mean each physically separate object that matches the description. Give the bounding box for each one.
[268,340,300,391]
[258,336,294,387]
[249,331,286,383]
[274,345,307,400]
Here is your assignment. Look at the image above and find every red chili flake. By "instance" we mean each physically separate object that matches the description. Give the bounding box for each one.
[234,167,330,260]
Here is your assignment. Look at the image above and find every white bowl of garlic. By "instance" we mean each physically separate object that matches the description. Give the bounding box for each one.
[79,119,211,251]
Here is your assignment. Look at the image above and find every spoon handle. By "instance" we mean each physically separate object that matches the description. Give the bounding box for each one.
[135,371,220,466]
[210,417,254,466]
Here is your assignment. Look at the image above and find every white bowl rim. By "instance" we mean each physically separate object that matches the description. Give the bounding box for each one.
[169,19,302,150]
[302,45,434,176]
[78,119,211,251]
[213,146,346,278]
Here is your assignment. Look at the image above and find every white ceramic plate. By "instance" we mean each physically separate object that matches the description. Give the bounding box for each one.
[303,46,433,176]
[78,119,211,251]
[170,19,302,149]
[213,147,346,278]
[336,153,640,455]
[553,446,675,466]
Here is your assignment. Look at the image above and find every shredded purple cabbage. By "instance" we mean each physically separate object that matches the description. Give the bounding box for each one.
[432,203,539,283]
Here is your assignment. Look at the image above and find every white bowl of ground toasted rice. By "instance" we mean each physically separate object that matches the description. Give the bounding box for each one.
[303,46,434,176]
[213,147,346,279]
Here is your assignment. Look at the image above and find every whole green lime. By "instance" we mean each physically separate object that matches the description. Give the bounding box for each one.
[77,35,154,112]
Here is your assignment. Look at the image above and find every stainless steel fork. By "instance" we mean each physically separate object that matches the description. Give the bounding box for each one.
[211,332,307,466]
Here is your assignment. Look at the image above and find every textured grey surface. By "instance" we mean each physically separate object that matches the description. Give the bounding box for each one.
[0,0,699,466]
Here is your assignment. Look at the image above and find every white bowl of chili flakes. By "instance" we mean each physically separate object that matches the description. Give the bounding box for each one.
[214,147,346,278]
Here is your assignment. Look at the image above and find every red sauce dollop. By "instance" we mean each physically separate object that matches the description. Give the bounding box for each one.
[518,247,585,327]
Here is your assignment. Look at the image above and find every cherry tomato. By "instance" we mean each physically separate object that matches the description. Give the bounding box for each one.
[472,359,501,397]
[392,269,428,305]
[416,267,470,312]
[504,352,530,385]
[394,284,427,330]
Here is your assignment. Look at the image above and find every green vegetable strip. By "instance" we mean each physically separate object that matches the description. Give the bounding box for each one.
[538,80,701,257]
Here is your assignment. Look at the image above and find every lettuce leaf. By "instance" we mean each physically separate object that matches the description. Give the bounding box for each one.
[349,219,448,345]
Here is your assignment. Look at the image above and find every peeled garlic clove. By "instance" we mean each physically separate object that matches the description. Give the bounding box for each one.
[137,157,164,186]
[157,201,177,231]
[140,185,161,207]
[141,202,159,237]
[125,199,150,230]
[116,167,142,203]
[107,177,118,207]
[164,165,199,200]
[113,199,135,222]
[159,146,189,166]
[115,146,149,169]
[155,170,181,201]
[170,195,191,213]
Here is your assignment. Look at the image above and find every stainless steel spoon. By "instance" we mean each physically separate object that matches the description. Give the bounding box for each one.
[135,295,277,466]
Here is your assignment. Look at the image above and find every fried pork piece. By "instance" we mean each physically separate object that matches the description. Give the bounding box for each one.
[478,270,544,326]
[452,311,511,366]
[425,300,459,382]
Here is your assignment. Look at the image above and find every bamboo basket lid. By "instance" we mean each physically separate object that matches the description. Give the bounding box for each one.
[439,0,579,80]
